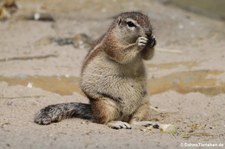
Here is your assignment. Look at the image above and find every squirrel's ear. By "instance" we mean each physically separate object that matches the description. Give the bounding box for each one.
[117,17,122,26]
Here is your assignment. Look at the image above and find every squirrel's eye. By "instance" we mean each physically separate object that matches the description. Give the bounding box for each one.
[127,21,136,28]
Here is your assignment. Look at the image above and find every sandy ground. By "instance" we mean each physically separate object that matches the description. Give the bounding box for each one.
[0,0,225,149]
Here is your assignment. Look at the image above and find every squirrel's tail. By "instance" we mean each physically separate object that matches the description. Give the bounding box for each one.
[34,102,93,125]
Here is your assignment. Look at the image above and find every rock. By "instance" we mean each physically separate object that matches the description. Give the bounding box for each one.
[72,33,93,49]
[160,124,177,134]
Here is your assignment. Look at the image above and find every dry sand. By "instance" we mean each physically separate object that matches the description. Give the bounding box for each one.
[0,0,225,149]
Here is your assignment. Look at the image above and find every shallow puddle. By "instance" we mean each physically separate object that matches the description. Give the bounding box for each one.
[0,75,82,96]
[148,61,199,69]
[148,70,225,96]
[0,70,224,96]
[0,54,58,62]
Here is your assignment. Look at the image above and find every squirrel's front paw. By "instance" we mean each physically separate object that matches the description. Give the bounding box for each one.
[137,37,148,49]
[148,35,156,48]
[34,105,62,125]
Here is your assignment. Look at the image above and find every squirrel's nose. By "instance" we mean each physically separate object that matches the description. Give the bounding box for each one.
[145,29,152,37]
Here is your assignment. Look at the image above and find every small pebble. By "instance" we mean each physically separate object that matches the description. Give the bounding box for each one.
[160,124,177,134]
[27,82,32,88]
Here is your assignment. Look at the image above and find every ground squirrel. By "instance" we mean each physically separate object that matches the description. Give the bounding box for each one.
[34,12,157,129]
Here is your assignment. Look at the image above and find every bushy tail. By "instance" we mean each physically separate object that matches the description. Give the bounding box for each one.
[34,102,93,125]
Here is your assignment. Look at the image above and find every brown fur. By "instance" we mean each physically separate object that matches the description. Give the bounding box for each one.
[90,98,119,124]
[130,100,150,123]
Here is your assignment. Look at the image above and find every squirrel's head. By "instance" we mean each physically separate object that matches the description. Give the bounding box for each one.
[112,12,153,44]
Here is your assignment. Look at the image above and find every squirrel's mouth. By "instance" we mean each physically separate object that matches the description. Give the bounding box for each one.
[146,33,152,40]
